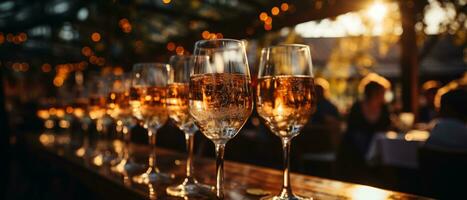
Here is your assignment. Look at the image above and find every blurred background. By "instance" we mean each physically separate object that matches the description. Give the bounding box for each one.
[0,0,466,199]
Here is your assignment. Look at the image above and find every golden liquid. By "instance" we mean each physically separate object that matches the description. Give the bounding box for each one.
[88,96,106,120]
[167,83,198,134]
[256,75,316,138]
[130,86,168,129]
[72,99,88,119]
[189,73,253,143]
[107,92,131,120]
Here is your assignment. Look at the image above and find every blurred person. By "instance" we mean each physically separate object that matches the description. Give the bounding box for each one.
[419,81,441,123]
[337,81,391,183]
[425,89,467,151]
[300,78,342,152]
[310,78,341,125]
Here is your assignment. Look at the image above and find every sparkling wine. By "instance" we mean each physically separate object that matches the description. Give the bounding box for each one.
[107,92,131,120]
[256,75,316,138]
[189,73,253,143]
[130,86,168,129]
[88,96,106,120]
[167,83,198,134]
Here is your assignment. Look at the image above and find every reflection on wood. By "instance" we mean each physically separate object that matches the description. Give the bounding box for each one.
[27,133,430,200]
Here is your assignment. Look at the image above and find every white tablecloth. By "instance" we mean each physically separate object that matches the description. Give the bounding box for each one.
[366,131,429,169]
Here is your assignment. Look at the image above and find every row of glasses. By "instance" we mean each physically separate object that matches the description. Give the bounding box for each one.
[40,39,316,200]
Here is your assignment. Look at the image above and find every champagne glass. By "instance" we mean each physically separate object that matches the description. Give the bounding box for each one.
[130,63,170,184]
[88,75,116,166]
[166,55,213,197]
[189,39,253,199]
[256,44,316,200]
[108,73,138,175]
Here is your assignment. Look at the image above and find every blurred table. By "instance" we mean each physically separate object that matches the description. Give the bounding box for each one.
[21,132,431,200]
[366,131,430,169]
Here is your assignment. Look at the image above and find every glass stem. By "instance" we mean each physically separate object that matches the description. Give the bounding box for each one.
[280,137,293,197]
[148,128,157,169]
[185,134,195,178]
[215,143,226,199]
[123,125,131,159]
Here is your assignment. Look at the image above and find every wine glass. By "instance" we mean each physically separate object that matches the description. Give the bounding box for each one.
[130,63,170,184]
[189,39,253,199]
[166,55,213,197]
[107,73,139,176]
[256,44,316,200]
[87,75,117,166]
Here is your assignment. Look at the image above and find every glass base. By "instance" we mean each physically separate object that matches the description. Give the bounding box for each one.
[132,168,171,184]
[166,177,214,197]
[261,194,312,200]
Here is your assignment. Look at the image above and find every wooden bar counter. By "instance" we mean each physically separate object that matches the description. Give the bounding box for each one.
[20,132,431,200]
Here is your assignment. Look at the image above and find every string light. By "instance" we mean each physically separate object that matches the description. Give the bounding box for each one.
[280,3,289,11]
[201,30,210,39]
[41,63,52,72]
[271,7,280,16]
[259,12,268,21]
[166,42,176,51]
[91,32,101,42]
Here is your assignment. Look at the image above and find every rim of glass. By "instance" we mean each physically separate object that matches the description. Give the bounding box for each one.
[133,62,169,67]
[261,43,310,52]
[194,39,245,50]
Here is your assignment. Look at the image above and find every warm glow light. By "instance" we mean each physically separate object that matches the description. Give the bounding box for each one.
[280,3,289,11]
[367,1,387,23]
[265,17,272,25]
[37,110,50,120]
[349,185,389,200]
[41,63,52,72]
[405,130,430,141]
[162,0,171,4]
[0,33,4,44]
[81,46,92,56]
[385,131,398,139]
[271,7,280,16]
[201,30,210,39]
[259,12,268,21]
[166,42,176,51]
[215,33,223,39]
[91,32,101,42]
[264,24,272,31]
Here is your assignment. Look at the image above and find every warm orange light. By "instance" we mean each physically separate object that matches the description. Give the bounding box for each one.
[81,46,93,57]
[41,63,52,73]
[265,17,272,25]
[66,106,74,114]
[271,7,280,15]
[91,32,101,42]
[280,3,289,11]
[53,77,64,87]
[0,33,5,44]
[166,42,176,51]
[215,33,223,39]
[162,0,171,4]
[18,32,27,42]
[119,18,132,33]
[259,12,268,21]
[209,33,216,39]
[89,55,98,64]
[175,46,184,55]
[264,24,272,31]
[201,30,210,39]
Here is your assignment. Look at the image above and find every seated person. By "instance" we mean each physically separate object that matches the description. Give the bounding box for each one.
[337,81,391,183]
[425,89,467,151]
